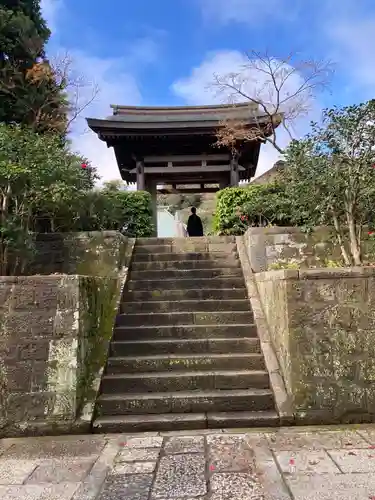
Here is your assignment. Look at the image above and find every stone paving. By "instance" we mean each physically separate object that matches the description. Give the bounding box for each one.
[3,426,375,499]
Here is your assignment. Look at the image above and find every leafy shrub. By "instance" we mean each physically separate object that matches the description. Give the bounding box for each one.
[213,182,297,235]
[77,189,154,237]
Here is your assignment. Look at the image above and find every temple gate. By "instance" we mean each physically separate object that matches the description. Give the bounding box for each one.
[87,102,272,235]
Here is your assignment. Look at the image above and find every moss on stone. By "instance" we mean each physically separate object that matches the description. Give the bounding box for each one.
[75,237,132,419]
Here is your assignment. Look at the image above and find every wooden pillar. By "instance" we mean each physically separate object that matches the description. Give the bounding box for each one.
[145,178,158,237]
[136,160,145,191]
[230,158,239,187]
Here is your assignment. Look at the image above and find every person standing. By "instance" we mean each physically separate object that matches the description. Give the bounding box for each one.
[187,207,204,237]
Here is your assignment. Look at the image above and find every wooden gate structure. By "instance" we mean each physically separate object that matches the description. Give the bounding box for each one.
[87,102,275,235]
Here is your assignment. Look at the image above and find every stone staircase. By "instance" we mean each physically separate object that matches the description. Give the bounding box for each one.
[92,236,279,433]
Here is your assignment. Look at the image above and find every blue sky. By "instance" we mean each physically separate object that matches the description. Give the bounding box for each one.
[41,0,375,183]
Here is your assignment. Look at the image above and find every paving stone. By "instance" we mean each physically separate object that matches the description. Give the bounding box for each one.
[99,474,153,500]
[70,439,120,500]
[164,436,205,454]
[152,454,206,499]
[286,473,375,500]
[160,429,223,437]
[0,483,79,500]
[122,436,163,448]
[328,448,375,473]
[153,498,207,500]
[0,459,37,484]
[210,473,265,500]
[0,442,14,458]
[2,437,106,459]
[208,435,255,473]
[207,435,246,445]
[251,442,292,500]
[356,426,375,444]
[27,458,95,484]
[266,430,367,451]
[116,448,160,462]
[276,450,340,475]
[111,462,156,474]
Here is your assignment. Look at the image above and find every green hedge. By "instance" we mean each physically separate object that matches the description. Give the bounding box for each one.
[38,190,155,237]
[213,183,296,235]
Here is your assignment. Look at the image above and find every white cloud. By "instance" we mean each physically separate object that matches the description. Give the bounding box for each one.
[327,12,375,93]
[199,0,291,25]
[66,51,141,183]
[40,1,161,185]
[40,0,63,33]
[172,50,313,177]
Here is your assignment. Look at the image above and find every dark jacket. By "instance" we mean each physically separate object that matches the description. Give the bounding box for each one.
[187,214,203,237]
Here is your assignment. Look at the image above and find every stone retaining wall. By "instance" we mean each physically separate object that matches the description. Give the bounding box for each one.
[244,226,342,272]
[0,235,135,437]
[23,231,127,276]
[255,267,375,424]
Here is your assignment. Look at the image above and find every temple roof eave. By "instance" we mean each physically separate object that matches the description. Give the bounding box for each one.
[86,114,271,135]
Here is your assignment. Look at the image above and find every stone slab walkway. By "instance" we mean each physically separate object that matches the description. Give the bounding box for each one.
[3,426,375,499]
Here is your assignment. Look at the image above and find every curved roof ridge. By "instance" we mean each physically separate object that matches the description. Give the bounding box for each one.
[110,102,259,115]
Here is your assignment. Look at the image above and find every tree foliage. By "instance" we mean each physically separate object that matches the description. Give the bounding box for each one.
[283,100,375,265]
[0,124,153,274]
[213,183,296,235]
[0,0,68,133]
[78,187,154,237]
[158,192,202,215]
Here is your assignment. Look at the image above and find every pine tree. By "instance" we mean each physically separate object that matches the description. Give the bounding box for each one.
[0,0,68,133]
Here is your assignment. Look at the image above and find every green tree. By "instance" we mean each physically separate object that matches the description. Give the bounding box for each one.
[0,123,98,273]
[0,0,68,133]
[284,100,375,265]
[213,183,295,235]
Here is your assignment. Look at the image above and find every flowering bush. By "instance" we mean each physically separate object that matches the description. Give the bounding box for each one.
[213,182,298,235]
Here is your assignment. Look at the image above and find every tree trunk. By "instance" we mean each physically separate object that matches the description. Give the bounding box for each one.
[1,184,11,224]
[346,204,362,265]
[331,212,351,266]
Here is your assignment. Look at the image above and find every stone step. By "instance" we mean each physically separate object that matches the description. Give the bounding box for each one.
[123,288,248,302]
[135,236,236,246]
[113,324,258,341]
[93,411,279,433]
[100,369,270,393]
[131,259,241,271]
[120,299,251,314]
[93,413,207,433]
[106,353,265,373]
[207,411,280,429]
[96,389,274,415]
[134,243,237,254]
[115,311,254,327]
[109,338,261,357]
[133,251,238,263]
[127,277,245,291]
[130,268,243,280]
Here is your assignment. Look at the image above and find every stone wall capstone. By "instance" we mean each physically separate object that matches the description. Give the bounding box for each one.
[255,267,375,424]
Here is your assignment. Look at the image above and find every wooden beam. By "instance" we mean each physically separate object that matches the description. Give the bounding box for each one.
[130,165,245,174]
[143,154,230,163]
[157,187,219,194]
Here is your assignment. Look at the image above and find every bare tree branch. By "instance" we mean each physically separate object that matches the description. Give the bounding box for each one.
[211,50,333,155]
